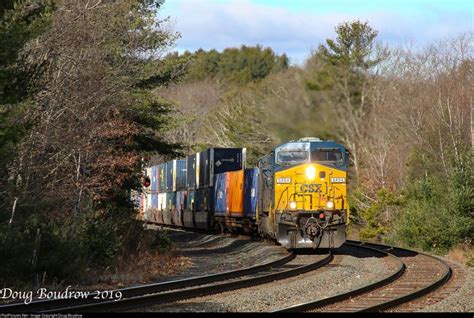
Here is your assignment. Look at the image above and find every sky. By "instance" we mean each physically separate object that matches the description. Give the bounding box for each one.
[159,0,473,64]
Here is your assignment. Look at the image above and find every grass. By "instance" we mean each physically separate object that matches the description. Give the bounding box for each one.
[447,242,474,268]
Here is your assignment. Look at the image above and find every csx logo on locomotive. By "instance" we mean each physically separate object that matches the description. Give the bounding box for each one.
[300,183,322,193]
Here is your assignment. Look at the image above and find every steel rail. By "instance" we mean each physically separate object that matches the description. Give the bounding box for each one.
[274,242,405,312]
[275,241,452,313]
[0,251,295,313]
[44,252,334,312]
[348,241,452,313]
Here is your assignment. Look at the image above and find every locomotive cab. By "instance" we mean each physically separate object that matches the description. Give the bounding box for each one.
[258,137,349,249]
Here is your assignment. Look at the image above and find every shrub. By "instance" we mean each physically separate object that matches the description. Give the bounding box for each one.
[388,160,474,253]
[349,188,399,241]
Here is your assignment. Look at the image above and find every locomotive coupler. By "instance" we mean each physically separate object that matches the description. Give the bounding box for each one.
[303,216,321,240]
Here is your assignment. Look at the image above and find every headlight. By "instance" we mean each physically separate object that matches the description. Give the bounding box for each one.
[326,201,334,209]
[289,201,297,210]
[305,166,316,180]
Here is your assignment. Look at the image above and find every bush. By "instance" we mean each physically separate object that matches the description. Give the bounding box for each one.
[0,214,87,287]
[0,193,165,287]
[349,188,399,241]
[388,160,474,253]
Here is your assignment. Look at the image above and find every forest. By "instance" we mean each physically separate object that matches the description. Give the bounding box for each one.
[0,0,472,288]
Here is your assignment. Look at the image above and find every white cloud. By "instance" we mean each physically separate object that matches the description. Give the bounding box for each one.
[160,0,472,65]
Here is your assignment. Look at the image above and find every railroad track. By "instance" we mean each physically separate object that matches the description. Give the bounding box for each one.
[1,251,333,313]
[276,240,452,313]
[0,251,293,312]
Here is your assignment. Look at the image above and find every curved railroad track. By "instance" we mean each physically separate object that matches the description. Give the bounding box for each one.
[1,236,454,313]
[275,240,452,312]
[1,251,333,313]
[0,250,294,313]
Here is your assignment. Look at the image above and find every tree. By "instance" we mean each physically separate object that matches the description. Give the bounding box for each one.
[163,45,289,85]
[1,0,184,286]
[306,20,382,181]
[0,0,54,212]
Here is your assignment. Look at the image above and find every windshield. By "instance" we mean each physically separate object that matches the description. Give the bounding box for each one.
[277,151,309,165]
[311,148,343,163]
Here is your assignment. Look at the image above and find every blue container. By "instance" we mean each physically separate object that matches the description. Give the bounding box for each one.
[186,155,197,190]
[151,165,158,193]
[198,148,246,189]
[151,193,158,208]
[167,191,176,209]
[175,159,187,191]
[186,190,196,211]
[244,168,259,218]
[214,173,228,216]
[198,150,210,189]
[196,188,214,211]
[176,191,187,212]
[166,161,174,191]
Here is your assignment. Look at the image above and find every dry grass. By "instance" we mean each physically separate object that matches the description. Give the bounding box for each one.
[447,242,474,267]
[82,249,192,290]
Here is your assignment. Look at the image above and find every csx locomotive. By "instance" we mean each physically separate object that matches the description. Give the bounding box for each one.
[134,137,349,249]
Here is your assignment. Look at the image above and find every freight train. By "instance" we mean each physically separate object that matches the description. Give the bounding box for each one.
[132,137,349,249]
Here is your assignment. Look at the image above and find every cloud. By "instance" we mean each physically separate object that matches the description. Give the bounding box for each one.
[160,0,472,64]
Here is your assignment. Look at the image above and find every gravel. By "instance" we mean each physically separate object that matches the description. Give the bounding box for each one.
[143,228,474,312]
[146,245,390,312]
[420,261,474,312]
[149,227,288,283]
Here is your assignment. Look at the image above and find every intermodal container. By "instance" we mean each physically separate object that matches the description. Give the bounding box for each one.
[214,173,229,216]
[244,168,259,218]
[151,166,158,192]
[196,187,214,211]
[198,148,246,189]
[175,159,187,191]
[186,154,198,190]
[167,191,176,210]
[198,150,210,189]
[151,193,158,209]
[186,190,196,211]
[176,191,187,212]
[174,191,186,226]
[166,161,173,191]
[227,169,244,216]
[158,163,167,192]
[158,192,167,211]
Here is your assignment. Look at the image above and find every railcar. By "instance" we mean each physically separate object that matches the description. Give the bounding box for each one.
[133,137,349,249]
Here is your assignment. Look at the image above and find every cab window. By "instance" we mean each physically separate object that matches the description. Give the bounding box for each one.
[276,151,309,165]
[311,148,343,163]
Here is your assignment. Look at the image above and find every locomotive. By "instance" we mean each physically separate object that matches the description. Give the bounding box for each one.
[133,137,349,249]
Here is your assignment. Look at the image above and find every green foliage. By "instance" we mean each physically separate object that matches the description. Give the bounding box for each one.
[350,188,399,240]
[149,230,172,251]
[165,45,289,85]
[0,192,171,286]
[0,1,54,198]
[128,90,183,156]
[201,83,275,164]
[306,20,380,113]
[387,155,474,253]
[319,20,379,69]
